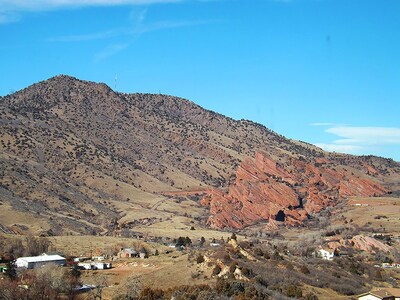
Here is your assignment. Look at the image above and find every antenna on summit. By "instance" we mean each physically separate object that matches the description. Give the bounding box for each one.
[114,74,118,90]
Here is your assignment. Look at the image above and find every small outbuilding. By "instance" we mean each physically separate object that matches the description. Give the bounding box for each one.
[77,262,112,270]
[94,262,112,269]
[317,248,337,260]
[15,255,66,269]
[118,248,137,258]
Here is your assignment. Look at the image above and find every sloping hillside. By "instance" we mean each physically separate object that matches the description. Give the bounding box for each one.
[0,75,398,235]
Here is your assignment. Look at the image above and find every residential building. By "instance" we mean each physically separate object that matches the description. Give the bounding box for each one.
[358,288,400,300]
[317,248,337,260]
[118,248,137,258]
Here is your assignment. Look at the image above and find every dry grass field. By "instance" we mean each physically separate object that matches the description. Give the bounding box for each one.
[87,253,214,300]
[301,285,351,300]
[337,196,400,235]
[0,234,218,299]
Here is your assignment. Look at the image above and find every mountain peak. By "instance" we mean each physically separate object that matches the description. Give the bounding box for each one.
[46,74,110,89]
[49,74,79,81]
[3,74,116,111]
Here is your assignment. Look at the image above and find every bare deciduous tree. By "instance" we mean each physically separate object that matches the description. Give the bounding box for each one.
[25,235,51,256]
[112,275,142,300]
[27,263,75,299]
[88,274,109,300]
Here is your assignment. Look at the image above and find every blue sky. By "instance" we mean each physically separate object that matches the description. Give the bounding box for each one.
[1,0,399,161]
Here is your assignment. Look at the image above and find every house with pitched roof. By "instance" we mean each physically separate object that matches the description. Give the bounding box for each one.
[118,248,137,258]
[358,288,400,300]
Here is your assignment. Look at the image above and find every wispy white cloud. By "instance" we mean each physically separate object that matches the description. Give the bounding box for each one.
[94,42,131,62]
[313,125,400,157]
[51,18,216,43]
[48,8,147,42]
[90,18,217,61]
[0,0,183,24]
[48,29,124,42]
[1,0,221,61]
[137,18,218,34]
[0,11,20,24]
[0,0,183,11]
[327,127,400,146]
[50,14,217,61]
[89,6,219,61]
[129,7,147,23]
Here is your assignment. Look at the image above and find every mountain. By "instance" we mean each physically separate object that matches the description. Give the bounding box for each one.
[1,75,399,236]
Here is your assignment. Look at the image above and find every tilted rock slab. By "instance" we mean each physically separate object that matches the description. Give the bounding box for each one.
[201,152,387,229]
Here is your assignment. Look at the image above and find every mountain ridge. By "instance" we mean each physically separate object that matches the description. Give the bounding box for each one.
[1,75,399,235]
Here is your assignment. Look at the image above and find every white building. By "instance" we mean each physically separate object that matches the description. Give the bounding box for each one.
[77,262,111,270]
[15,255,66,269]
[317,248,336,260]
[77,262,93,270]
[94,262,112,269]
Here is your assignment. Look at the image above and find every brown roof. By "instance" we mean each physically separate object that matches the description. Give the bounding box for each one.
[366,288,400,299]
[383,288,400,297]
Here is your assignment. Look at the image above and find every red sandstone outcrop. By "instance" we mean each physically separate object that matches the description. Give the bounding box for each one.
[327,235,392,253]
[201,152,388,229]
[349,235,392,253]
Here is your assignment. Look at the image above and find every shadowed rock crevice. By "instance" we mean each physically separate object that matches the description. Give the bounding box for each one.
[275,210,285,222]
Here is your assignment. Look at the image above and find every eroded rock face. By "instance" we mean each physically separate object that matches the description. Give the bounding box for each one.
[201,152,388,229]
[327,235,392,253]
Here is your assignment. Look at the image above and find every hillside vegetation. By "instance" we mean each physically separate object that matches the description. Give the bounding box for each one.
[0,75,399,236]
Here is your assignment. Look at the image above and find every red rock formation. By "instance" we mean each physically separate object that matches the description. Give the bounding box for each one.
[327,235,392,253]
[201,152,388,229]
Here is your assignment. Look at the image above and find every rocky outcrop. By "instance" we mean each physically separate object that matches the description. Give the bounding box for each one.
[350,235,392,253]
[201,152,388,229]
[327,235,392,253]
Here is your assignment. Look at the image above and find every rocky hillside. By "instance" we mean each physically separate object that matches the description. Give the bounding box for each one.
[201,152,389,229]
[0,75,399,235]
